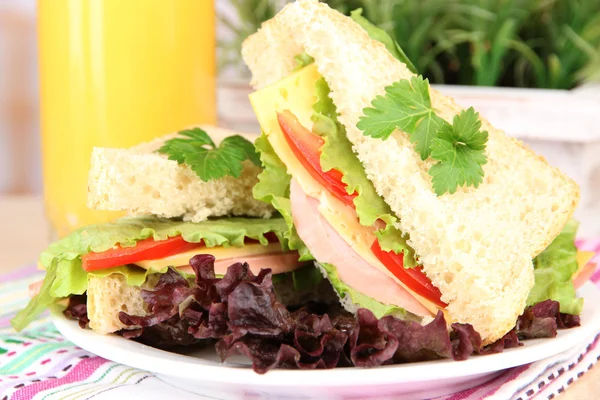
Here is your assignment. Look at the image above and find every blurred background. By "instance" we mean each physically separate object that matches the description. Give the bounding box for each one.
[0,0,599,234]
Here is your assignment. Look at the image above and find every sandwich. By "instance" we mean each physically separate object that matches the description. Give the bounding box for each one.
[11,2,593,372]
[12,126,330,345]
[242,0,584,345]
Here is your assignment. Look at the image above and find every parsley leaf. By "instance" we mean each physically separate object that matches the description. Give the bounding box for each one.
[357,76,443,159]
[157,127,261,182]
[221,134,262,166]
[357,75,489,195]
[428,108,488,195]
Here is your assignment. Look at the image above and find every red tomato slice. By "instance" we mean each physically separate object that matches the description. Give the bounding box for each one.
[277,111,356,207]
[277,111,445,308]
[371,240,447,308]
[81,236,202,272]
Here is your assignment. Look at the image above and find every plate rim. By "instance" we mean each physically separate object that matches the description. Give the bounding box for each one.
[51,282,600,387]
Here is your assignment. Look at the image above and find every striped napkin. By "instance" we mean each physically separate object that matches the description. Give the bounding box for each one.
[2,239,600,400]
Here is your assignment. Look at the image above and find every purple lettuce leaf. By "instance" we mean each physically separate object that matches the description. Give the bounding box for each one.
[517,299,580,339]
[119,267,194,328]
[63,295,89,329]
[120,315,205,348]
[65,255,582,374]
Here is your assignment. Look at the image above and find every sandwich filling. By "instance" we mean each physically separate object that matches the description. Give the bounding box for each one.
[251,64,441,319]
[12,216,306,331]
[250,62,585,323]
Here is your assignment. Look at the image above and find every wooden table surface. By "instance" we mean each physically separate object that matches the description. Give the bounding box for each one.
[0,195,598,399]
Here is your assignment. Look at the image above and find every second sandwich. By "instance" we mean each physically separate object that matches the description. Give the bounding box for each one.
[243,0,582,344]
[12,126,329,344]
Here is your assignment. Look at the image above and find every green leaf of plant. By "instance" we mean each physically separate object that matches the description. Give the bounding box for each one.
[158,129,260,181]
[357,76,443,159]
[438,107,488,150]
[429,108,488,195]
[221,135,262,166]
[429,142,487,195]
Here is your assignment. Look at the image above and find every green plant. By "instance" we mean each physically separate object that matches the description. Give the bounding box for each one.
[515,0,600,88]
[374,0,455,82]
[218,0,281,74]
[218,0,600,89]
[446,0,540,86]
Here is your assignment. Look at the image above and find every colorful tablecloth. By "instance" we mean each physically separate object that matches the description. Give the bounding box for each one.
[2,239,600,400]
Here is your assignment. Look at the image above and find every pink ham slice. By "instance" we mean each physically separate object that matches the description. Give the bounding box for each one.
[177,251,301,276]
[290,178,431,317]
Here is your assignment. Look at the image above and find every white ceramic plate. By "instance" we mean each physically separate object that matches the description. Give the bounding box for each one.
[52,282,600,400]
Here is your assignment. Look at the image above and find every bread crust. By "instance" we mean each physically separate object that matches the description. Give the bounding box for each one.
[87,125,274,222]
[242,0,580,343]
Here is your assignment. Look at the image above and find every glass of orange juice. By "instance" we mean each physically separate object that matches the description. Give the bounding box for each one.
[38,0,216,237]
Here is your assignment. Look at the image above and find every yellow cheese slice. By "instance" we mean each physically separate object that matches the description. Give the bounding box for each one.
[577,250,595,269]
[249,64,440,315]
[250,64,323,199]
[135,242,283,270]
[573,250,596,280]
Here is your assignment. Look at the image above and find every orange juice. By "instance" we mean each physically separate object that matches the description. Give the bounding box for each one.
[38,0,216,237]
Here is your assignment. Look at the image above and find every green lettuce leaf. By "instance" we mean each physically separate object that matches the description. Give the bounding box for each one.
[11,259,60,331]
[293,52,315,70]
[291,264,324,292]
[349,8,418,74]
[271,263,323,292]
[318,262,418,321]
[527,219,583,315]
[40,216,286,265]
[313,77,416,267]
[253,133,313,261]
[12,216,291,331]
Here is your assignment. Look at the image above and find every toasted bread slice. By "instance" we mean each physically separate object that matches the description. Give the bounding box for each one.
[242,0,579,343]
[87,126,274,222]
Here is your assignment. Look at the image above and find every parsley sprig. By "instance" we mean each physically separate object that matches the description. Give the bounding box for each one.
[429,109,488,195]
[357,76,443,159]
[158,128,261,182]
[357,77,488,195]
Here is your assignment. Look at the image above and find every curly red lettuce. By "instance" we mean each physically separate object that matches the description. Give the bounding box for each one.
[65,256,580,374]
[63,295,89,329]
